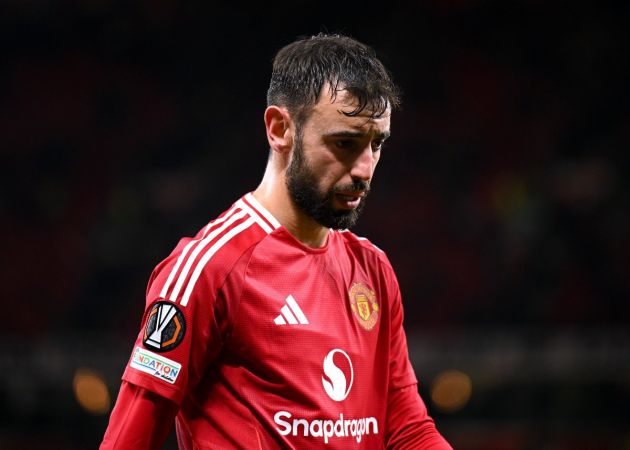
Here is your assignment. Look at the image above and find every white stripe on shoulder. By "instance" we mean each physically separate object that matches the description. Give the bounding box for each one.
[356,235,384,252]
[168,209,248,302]
[180,217,256,306]
[244,193,281,229]
[160,204,239,299]
[236,199,272,234]
[341,230,384,253]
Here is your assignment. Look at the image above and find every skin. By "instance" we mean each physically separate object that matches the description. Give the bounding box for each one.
[254,85,391,248]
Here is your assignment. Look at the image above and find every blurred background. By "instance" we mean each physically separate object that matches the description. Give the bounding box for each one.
[2,0,629,449]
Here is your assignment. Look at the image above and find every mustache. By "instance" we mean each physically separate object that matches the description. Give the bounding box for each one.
[332,179,370,195]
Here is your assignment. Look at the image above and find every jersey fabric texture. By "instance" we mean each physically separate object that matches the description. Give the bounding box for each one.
[122,193,421,449]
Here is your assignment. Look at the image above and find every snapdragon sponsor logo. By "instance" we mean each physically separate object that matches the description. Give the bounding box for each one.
[274,411,378,444]
[322,349,353,402]
[273,348,378,444]
[130,346,181,384]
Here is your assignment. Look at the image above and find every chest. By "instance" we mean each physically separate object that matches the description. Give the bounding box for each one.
[225,245,389,391]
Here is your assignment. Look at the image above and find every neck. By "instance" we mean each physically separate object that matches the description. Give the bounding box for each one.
[253,165,329,248]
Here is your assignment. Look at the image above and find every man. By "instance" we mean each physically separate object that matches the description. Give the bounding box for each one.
[101,33,452,449]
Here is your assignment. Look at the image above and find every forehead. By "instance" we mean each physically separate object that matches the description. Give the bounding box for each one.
[306,87,391,133]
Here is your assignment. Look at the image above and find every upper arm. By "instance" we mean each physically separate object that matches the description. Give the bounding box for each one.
[384,263,418,390]
[120,238,252,404]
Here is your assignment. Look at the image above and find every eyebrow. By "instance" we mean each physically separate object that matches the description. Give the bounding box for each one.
[323,130,391,140]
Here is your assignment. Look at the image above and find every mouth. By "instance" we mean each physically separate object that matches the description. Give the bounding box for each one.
[333,191,365,209]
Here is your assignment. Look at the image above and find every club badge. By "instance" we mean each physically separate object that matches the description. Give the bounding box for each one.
[142,301,186,352]
[349,282,379,331]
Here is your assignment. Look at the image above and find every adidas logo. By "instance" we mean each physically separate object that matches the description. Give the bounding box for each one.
[274,295,309,325]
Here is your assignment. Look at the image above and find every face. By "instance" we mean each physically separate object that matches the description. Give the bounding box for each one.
[286,89,391,230]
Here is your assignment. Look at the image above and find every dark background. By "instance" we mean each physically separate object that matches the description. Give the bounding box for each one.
[2,1,629,449]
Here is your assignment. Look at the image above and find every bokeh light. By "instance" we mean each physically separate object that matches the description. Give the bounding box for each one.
[73,368,111,415]
[431,370,473,413]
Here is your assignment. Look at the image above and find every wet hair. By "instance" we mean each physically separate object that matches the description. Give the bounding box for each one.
[267,33,400,125]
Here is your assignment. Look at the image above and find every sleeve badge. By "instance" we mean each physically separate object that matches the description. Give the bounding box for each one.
[142,301,186,352]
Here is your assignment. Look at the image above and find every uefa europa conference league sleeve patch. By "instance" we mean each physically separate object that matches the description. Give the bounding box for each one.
[142,301,186,352]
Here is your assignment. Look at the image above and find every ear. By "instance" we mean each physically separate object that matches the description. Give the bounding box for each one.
[264,106,294,154]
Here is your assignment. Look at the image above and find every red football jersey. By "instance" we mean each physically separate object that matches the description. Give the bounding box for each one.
[122,193,421,448]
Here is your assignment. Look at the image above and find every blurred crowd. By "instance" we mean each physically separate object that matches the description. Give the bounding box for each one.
[3,1,627,333]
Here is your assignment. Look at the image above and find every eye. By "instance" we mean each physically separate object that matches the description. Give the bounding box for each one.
[371,139,385,151]
[335,139,356,150]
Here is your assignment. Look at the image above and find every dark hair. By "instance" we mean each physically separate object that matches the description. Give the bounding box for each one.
[267,33,400,125]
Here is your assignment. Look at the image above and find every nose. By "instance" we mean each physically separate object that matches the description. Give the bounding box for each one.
[350,145,377,182]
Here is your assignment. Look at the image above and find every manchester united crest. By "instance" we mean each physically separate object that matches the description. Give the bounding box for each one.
[349,282,379,331]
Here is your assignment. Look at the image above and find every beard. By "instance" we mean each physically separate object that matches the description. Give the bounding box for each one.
[286,132,370,230]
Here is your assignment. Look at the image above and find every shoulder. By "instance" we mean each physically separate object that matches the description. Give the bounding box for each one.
[336,229,394,271]
[336,229,402,301]
[148,194,280,305]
